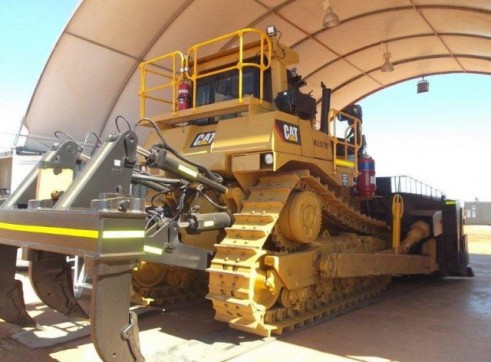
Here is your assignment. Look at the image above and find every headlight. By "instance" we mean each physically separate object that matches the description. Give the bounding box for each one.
[263,153,274,165]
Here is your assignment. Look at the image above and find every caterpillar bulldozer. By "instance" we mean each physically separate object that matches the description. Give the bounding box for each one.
[0,28,473,361]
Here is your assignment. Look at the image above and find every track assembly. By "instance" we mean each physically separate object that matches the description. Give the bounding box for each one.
[207,172,391,336]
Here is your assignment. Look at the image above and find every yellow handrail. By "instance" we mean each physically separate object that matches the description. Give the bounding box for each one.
[138,29,272,118]
[186,28,272,110]
[139,51,185,118]
[328,109,362,175]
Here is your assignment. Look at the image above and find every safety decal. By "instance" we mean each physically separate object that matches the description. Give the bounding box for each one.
[342,173,349,186]
[191,131,216,147]
[275,120,301,145]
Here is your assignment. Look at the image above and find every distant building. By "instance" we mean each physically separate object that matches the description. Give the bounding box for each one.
[464,201,491,225]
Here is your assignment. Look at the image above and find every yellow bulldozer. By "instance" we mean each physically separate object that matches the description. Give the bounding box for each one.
[0,28,473,361]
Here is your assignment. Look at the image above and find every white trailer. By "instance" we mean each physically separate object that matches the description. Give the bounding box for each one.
[0,149,42,196]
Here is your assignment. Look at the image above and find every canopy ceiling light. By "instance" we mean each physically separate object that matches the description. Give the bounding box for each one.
[266,25,278,37]
[417,77,429,93]
[380,42,394,73]
[322,0,340,28]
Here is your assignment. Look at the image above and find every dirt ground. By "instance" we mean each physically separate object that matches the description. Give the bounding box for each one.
[1,225,490,362]
[466,225,491,254]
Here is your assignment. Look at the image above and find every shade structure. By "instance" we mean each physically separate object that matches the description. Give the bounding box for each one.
[23,0,491,150]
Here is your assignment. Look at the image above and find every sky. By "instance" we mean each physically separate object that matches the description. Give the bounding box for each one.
[359,73,491,202]
[0,0,79,150]
[0,1,490,202]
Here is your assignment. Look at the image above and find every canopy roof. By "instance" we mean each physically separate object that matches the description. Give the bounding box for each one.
[24,0,491,149]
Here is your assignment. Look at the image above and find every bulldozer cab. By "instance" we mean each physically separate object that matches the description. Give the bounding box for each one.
[191,56,272,124]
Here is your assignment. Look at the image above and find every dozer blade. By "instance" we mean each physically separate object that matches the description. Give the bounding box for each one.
[29,250,88,319]
[0,245,36,326]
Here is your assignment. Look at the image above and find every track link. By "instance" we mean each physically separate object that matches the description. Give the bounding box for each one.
[264,275,391,335]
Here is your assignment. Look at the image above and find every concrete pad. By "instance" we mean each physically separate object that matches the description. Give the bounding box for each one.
[229,254,491,362]
[12,321,91,349]
[0,226,490,362]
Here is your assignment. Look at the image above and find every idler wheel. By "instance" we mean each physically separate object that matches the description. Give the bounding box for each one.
[278,190,322,243]
[132,261,167,288]
[252,257,281,310]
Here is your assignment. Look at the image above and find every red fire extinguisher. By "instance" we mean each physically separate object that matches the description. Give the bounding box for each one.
[357,155,376,197]
[177,80,191,110]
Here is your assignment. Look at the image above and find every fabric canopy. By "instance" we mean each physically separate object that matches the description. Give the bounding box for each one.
[23,0,491,150]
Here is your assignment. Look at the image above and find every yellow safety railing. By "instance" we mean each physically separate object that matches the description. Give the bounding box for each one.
[186,28,272,110]
[139,51,185,118]
[328,109,362,175]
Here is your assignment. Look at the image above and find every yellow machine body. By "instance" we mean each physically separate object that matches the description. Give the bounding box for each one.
[134,28,451,336]
[145,107,357,190]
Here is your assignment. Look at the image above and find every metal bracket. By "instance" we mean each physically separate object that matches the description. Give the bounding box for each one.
[143,219,213,270]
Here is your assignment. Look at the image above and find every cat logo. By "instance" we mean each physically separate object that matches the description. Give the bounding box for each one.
[191,131,216,147]
[275,120,301,145]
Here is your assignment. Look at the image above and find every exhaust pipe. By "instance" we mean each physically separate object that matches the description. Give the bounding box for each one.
[320,84,331,134]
